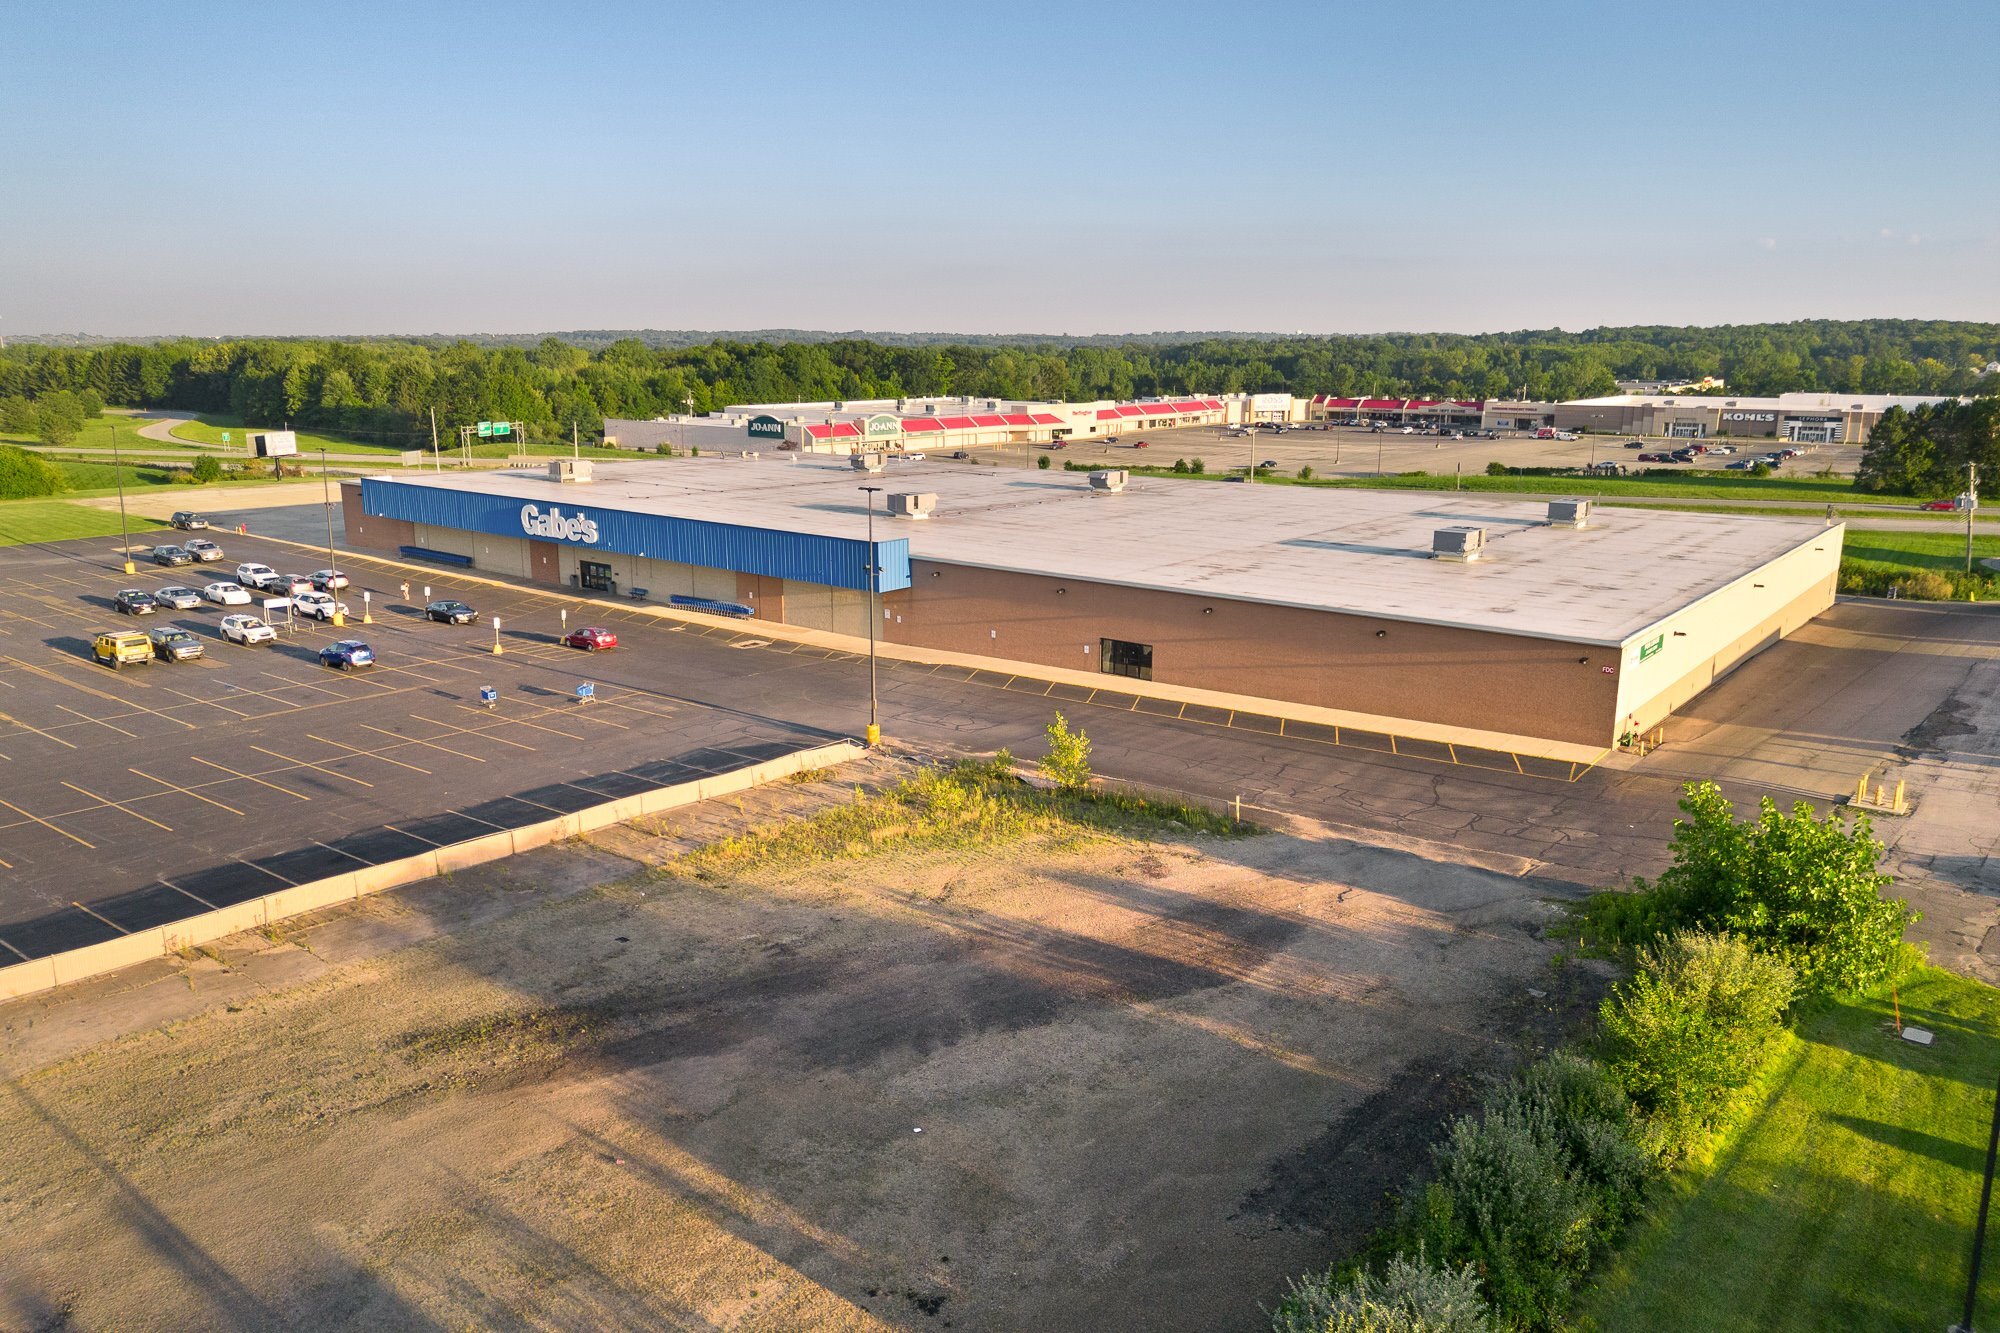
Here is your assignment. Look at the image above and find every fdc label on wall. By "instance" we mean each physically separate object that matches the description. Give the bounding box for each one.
[520,503,601,544]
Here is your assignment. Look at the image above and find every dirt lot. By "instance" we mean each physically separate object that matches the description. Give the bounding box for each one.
[0,753,1599,1331]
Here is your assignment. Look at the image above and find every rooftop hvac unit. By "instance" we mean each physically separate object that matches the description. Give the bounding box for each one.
[887,491,938,519]
[1432,525,1487,561]
[850,452,886,474]
[1547,498,1590,527]
[545,458,593,484]
[1088,469,1129,492]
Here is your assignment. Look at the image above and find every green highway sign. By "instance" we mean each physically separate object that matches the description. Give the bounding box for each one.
[221,432,231,443]
[476,421,494,437]
[493,421,512,437]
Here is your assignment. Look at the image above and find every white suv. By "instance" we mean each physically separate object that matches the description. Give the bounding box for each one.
[294,590,348,621]
[235,562,278,590]
[220,614,277,645]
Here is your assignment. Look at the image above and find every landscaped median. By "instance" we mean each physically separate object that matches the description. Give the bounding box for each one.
[0,738,865,1004]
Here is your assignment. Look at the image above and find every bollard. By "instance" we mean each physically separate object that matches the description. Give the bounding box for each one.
[361,590,373,624]
[491,615,503,655]
[865,722,881,746]
[1894,779,1907,813]
[1855,773,1869,804]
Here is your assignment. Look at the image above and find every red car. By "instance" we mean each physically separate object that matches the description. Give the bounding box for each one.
[561,625,618,651]
[1920,499,1960,511]
[1132,439,1149,449]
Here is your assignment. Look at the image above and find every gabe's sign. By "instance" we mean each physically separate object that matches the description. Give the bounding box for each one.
[519,503,601,544]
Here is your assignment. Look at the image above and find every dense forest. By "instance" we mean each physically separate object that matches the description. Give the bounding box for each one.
[1,320,1995,448]
[1855,398,2000,498]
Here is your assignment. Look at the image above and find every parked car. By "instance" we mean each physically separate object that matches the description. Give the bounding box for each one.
[425,599,477,625]
[1623,440,1646,449]
[1131,439,1148,449]
[273,573,315,597]
[114,588,157,615]
[1260,459,1279,470]
[310,568,350,591]
[202,580,252,606]
[561,625,619,652]
[147,627,204,662]
[950,450,970,460]
[1398,426,1414,434]
[151,545,194,566]
[892,452,927,462]
[92,629,152,668]
[1725,459,1758,470]
[294,590,348,621]
[183,538,224,562]
[1707,445,1734,455]
[1636,452,1674,463]
[1048,441,1068,450]
[235,562,279,590]
[219,614,277,645]
[318,639,375,670]
[154,585,204,610]
[169,511,209,530]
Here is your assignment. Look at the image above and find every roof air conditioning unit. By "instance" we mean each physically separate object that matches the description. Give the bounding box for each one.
[1432,525,1487,561]
[546,458,593,484]
[851,452,886,473]
[1547,498,1590,527]
[887,491,938,519]
[1088,469,1129,492]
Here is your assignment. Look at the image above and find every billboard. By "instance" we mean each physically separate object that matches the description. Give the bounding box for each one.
[250,430,298,458]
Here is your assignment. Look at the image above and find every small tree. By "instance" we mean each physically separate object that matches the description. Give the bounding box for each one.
[190,454,223,485]
[1039,711,1092,792]
[1188,456,1205,474]
[1485,461,1508,476]
[1298,465,1315,481]
[1037,454,1051,470]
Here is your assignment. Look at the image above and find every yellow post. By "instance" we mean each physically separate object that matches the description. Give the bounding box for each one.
[865,722,881,746]
[1894,779,1907,813]
[331,611,345,628]
[1856,774,1869,804]
[1875,783,1886,806]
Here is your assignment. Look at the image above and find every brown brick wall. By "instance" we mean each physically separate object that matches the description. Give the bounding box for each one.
[340,483,415,554]
[884,561,1622,746]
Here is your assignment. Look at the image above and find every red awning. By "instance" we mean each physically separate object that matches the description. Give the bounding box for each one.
[1115,405,1148,418]
[1171,400,1204,411]
[1002,413,1035,426]
[1095,409,1120,421]
[973,414,1007,427]
[901,418,944,433]
[1406,400,1441,409]
[804,422,860,440]
[1202,398,1223,409]
[1325,398,1361,408]
[1360,399,1405,410]
[938,415,977,430]
[1453,400,1485,408]
[1029,413,1062,425]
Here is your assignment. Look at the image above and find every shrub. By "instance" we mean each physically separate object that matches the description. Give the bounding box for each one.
[0,444,66,498]
[1404,1101,1599,1328]
[1172,457,1188,473]
[75,388,105,418]
[1272,1250,1492,1333]
[1485,461,1508,476]
[1039,711,1092,792]
[1654,782,1914,996]
[190,454,223,485]
[1037,454,1051,470]
[0,394,33,434]
[1497,1051,1652,1228]
[1749,462,1772,477]
[1599,931,1795,1164]
[1298,465,1315,481]
[654,442,674,456]
[1188,456,1205,474]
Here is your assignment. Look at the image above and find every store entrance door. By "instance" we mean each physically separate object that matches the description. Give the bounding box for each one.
[578,560,615,593]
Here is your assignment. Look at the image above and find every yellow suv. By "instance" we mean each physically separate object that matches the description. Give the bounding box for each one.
[92,630,153,669]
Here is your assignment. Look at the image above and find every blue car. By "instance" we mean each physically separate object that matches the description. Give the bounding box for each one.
[318,639,375,671]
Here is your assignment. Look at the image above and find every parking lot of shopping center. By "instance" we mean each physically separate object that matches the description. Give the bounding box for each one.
[0,531,835,961]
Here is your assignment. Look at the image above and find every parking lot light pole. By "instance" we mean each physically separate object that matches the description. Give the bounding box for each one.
[859,484,882,746]
[109,419,135,574]
[321,449,344,627]
[491,616,503,656]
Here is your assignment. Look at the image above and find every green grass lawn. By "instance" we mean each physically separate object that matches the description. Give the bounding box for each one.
[0,416,179,456]
[1582,966,2000,1332]
[0,500,167,547]
[1844,529,2000,572]
[169,413,631,461]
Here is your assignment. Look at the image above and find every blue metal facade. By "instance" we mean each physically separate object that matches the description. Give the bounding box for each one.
[361,479,911,592]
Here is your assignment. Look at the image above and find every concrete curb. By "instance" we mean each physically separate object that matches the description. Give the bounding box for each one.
[0,739,864,1005]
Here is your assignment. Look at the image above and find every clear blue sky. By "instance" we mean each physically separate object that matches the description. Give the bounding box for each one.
[4,0,1996,336]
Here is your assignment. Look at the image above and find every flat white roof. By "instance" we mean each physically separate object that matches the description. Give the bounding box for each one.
[1565,392,1949,412]
[377,460,1838,646]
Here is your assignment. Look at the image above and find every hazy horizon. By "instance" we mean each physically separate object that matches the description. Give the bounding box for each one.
[5,0,1995,338]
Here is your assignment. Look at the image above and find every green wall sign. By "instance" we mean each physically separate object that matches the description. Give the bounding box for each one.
[746,414,786,440]
[1638,634,1665,661]
[864,414,901,438]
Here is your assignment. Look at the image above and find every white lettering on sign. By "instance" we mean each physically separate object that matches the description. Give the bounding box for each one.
[520,504,601,544]
[1721,412,1777,422]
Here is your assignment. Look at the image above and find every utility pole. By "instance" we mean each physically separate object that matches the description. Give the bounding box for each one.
[321,449,344,626]
[429,406,441,473]
[859,484,882,747]
[109,419,134,574]
[1969,462,1980,576]
[572,420,579,461]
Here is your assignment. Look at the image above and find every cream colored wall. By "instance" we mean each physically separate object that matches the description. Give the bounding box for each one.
[782,582,870,636]
[552,546,736,602]
[1613,525,1843,734]
[412,523,476,559]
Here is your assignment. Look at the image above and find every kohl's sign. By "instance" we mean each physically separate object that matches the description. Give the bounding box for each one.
[1721,411,1777,422]
[520,503,601,544]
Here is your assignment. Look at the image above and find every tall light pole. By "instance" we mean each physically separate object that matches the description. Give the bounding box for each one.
[321,448,344,626]
[109,418,134,574]
[1967,461,1980,576]
[859,484,882,746]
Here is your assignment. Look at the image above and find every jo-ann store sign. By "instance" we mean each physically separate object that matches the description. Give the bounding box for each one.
[864,414,901,438]
[745,414,786,441]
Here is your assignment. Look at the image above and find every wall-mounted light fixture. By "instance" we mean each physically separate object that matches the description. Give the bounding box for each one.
[1055,587,1067,595]
[1202,607,1213,615]
[1578,656,1589,664]
[1375,629,1387,638]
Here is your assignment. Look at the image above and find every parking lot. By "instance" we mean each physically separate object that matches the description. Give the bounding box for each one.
[0,532,837,962]
[959,422,1859,480]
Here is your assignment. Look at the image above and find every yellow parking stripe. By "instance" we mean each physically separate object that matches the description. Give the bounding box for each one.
[0,796,94,847]
[190,755,310,801]
[128,767,243,816]
[305,732,429,775]
[250,744,374,787]
[61,781,172,832]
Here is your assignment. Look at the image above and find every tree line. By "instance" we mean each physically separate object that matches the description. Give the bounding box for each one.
[1856,398,2000,498]
[0,319,1994,449]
